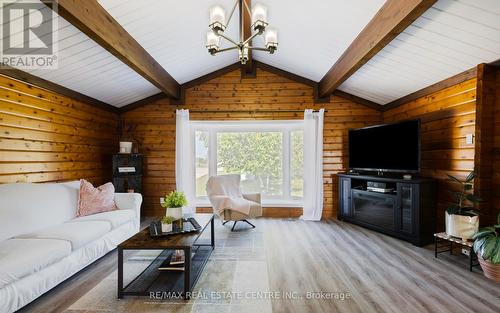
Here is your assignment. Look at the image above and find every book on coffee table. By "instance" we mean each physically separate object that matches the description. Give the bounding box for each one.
[158,250,195,271]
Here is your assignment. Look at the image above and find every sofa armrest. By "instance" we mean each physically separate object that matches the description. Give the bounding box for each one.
[243,193,261,204]
[114,193,142,225]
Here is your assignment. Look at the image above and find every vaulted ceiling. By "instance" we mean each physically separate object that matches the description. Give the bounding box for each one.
[3,0,500,108]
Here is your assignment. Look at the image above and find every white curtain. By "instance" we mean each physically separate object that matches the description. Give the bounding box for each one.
[301,109,324,221]
[175,109,196,213]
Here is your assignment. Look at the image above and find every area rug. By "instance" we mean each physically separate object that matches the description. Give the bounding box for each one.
[65,224,272,313]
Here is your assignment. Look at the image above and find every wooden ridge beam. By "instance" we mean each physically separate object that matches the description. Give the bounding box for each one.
[241,0,255,77]
[43,0,180,99]
[318,0,436,98]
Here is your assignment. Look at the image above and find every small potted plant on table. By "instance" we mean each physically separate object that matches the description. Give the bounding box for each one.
[473,213,500,282]
[445,171,480,240]
[161,191,188,220]
[161,216,175,233]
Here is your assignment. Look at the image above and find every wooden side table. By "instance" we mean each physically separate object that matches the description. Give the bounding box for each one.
[434,232,480,271]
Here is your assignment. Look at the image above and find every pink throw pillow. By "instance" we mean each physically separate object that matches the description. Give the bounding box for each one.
[77,179,118,217]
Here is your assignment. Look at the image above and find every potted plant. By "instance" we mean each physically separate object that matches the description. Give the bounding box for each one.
[473,213,500,282]
[161,216,175,233]
[445,171,480,240]
[161,191,188,220]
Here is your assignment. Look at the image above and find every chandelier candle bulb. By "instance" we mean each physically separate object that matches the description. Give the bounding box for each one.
[251,3,268,31]
[207,0,276,63]
[252,3,267,23]
[209,5,226,31]
[206,30,220,54]
[265,27,278,52]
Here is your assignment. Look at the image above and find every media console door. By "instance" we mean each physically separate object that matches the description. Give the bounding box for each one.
[395,183,417,236]
[339,177,352,217]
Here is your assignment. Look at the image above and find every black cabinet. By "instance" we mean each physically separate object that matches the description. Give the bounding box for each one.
[112,154,143,194]
[337,174,436,246]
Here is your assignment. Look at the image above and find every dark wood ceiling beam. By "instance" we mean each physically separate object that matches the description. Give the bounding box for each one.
[318,0,436,98]
[43,0,180,99]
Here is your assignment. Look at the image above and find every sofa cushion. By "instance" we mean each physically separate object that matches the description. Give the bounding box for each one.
[0,238,72,288]
[70,209,135,229]
[16,221,111,251]
[77,180,117,217]
[0,182,80,242]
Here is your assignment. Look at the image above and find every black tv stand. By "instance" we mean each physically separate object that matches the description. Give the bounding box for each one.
[337,173,436,246]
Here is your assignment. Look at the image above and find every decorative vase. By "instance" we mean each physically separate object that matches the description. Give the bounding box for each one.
[478,255,500,283]
[445,212,479,240]
[166,207,183,220]
[161,223,172,233]
[119,141,133,154]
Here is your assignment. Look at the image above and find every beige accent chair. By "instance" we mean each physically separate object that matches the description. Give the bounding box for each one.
[206,174,263,231]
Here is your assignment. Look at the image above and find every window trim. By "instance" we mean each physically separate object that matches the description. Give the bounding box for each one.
[191,120,304,207]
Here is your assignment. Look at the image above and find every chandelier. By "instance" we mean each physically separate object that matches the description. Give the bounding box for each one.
[206,1,278,64]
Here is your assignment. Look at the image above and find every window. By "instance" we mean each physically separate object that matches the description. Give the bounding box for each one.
[192,121,304,206]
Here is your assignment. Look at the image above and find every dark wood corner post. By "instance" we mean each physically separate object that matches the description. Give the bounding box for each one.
[474,63,499,225]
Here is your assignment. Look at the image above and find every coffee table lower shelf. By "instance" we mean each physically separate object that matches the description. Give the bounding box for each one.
[119,245,213,299]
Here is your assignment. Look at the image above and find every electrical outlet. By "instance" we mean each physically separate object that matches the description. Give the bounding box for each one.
[462,248,470,256]
[466,133,474,145]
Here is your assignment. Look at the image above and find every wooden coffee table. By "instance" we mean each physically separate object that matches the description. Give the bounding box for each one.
[117,213,214,299]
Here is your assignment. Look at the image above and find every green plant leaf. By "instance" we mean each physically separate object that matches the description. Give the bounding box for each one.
[464,184,473,190]
[472,227,496,240]
[163,190,188,208]
[474,237,487,254]
[497,213,500,225]
[465,171,476,182]
[466,194,481,203]
[447,174,463,184]
[462,210,479,216]
[446,207,460,215]
[480,238,498,260]
[491,239,500,264]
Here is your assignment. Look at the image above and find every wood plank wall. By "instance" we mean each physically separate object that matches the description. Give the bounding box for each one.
[0,74,119,185]
[495,67,500,224]
[383,78,477,230]
[121,68,382,218]
[485,65,500,225]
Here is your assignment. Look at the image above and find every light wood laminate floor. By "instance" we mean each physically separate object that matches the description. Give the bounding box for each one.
[19,218,500,313]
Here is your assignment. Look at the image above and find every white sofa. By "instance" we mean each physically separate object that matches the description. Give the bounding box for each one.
[0,181,142,313]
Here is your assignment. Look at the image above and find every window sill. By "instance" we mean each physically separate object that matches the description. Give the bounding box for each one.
[196,200,302,208]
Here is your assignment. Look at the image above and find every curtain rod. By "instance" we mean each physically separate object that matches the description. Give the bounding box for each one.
[186,109,327,114]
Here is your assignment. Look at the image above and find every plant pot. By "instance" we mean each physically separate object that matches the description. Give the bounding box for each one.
[445,212,479,240]
[478,255,500,283]
[166,207,183,220]
[161,223,172,233]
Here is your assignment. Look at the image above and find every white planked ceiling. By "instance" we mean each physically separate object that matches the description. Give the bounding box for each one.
[3,0,500,107]
[338,0,500,105]
[98,0,242,85]
[1,1,160,108]
[250,0,386,81]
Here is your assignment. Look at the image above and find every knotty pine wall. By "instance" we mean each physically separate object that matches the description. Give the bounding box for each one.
[121,68,382,218]
[383,78,477,230]
[0,74,119,185]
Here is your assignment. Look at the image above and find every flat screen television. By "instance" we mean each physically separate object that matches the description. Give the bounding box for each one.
[348,119,420,173]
